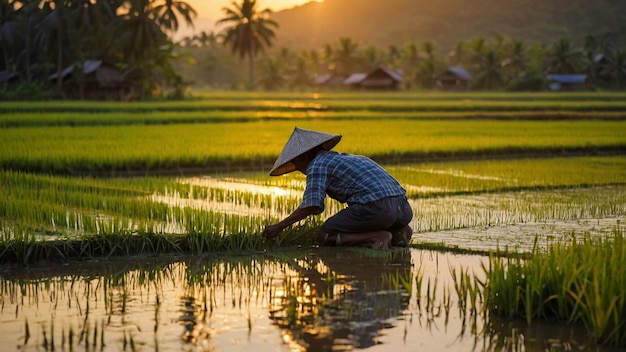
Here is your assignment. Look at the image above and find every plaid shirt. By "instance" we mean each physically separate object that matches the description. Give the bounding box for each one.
[300,151,406,210]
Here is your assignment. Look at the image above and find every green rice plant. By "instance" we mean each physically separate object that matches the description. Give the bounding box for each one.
[1,119,624,174]
[0,225,39,264]
[409,185,626,234]
[389,156,626,197]
[450,265,484,320]
[3,108,625,128]
[481,227,626,347]
[2,145,625,262]
[2,91,626,117]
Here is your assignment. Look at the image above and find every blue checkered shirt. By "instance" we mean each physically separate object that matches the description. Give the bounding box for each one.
[300,151,406,210]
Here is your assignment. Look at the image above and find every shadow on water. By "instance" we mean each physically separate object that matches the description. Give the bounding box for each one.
[0,248,618,352]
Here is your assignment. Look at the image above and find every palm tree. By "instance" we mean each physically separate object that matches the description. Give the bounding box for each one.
[475,49,504,90]
[501,39,527,81]
[387,44,400,69]
[583,33,614,84]
[547,38,583,74]
[0,1,20,77]
[467,37,486,71]
[364,45,380,71]
[402,42,419,89]
[447,40,467,67]
[605,48,626,89]
[258,55,283,90]
[37,0,66,90]
[114,0,168,98]
[287,52,311,88]
[307,48,321,77]
[333,37,359,76]
[194,30,217,47]
[417,41,438,88]
[150,0,197,35]
[217,0,278,90]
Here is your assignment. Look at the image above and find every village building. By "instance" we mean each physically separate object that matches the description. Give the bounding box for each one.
[315,67,403,90]
[358,66,403,90]
[547,74,587,91]
[590,54,612,84]
[436,66,471,90]
[343,73,368,88]
[0,71,19,89]
[331,67,402,90]
[314,72,346,88]
[49,60,133,100]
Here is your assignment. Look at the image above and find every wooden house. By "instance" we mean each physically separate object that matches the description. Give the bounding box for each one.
[358,67,403,90]
[340,67,403,90]
[49,60,133,100]
[436,66,471,90]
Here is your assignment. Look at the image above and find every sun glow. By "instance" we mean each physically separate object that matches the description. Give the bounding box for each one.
[189,0,322,19]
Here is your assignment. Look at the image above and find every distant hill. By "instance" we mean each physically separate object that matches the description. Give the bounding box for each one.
[270,0,626,51]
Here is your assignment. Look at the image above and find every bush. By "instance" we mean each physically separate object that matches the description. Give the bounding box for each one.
[508,70,548,91]
[0,81,60,101]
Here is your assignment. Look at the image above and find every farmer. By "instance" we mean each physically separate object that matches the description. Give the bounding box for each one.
[262,127,413,249]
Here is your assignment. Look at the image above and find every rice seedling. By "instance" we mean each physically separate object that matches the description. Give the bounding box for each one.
[480,226,626,347]
[1,153,625,263]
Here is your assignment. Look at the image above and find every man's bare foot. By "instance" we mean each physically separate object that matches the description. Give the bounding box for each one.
[390,225,413,247]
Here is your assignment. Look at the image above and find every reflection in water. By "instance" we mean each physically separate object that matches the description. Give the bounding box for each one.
[0,249,612,352]
[268,249,412,351]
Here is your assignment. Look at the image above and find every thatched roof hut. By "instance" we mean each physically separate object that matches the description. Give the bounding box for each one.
[359,67,403,90]
[436,66,471,90]
[49,60,133,100]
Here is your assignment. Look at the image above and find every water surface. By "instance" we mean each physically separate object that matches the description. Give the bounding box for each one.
[0,248,612,352]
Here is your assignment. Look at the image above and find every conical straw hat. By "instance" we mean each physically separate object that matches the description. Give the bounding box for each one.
[269,127,342,176]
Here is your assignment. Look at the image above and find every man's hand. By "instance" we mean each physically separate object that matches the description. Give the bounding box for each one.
[261,206,321,240]
[262,224,284,239]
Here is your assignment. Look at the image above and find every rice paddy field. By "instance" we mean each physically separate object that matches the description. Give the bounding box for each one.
[1,91,625,351]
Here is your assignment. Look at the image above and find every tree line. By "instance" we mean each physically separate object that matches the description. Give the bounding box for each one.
[180,29,626,92]
[0,0,196,99]
[2,0,625,99]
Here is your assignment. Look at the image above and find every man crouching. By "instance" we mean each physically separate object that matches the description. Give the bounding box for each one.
[262,127,413,250]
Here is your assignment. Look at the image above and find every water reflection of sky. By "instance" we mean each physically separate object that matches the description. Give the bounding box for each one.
[0,248,608,352]
[148,177,625,253]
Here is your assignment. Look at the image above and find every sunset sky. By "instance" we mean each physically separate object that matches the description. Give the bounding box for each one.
[188,0,319,21]
[175,0,320,39]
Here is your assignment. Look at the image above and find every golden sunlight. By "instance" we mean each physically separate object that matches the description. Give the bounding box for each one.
[189,0,322,19]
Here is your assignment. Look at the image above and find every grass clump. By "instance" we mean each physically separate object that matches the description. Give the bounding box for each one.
[481,226,626,347]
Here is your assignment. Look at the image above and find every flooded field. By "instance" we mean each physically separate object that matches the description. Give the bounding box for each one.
[1,164,625,351]
[1,246,617,352]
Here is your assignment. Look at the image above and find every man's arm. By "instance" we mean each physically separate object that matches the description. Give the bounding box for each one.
[262,206,322,239]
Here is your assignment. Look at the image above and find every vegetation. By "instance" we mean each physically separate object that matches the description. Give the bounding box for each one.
[1,92,625,175]
[175,33,626,91]
[3,0,626,98]
[216,0,279,90]
[0,91,624,348]
[480,229,626,347]
[0,0,197,99]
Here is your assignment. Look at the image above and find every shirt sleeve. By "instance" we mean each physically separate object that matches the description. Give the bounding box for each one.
[299,164,328,210]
